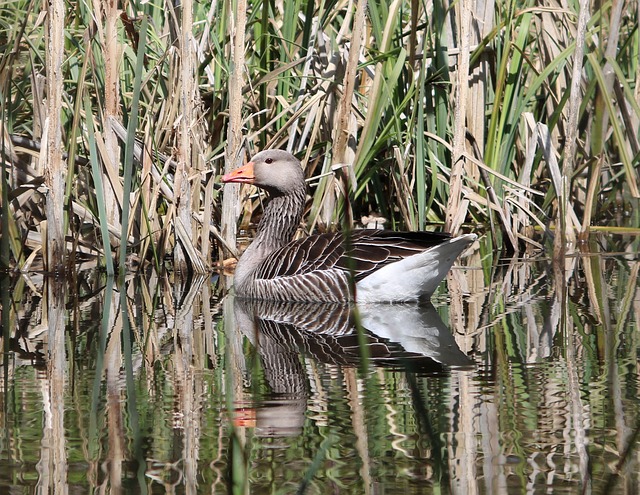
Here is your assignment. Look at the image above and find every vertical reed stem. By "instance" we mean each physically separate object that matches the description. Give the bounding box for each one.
[557,0,589,253]
[44,0,66,272]
[0,121,9,269]
[175,0,197,273]
[332,0,367,228]
[102,0,122,237]
[222,0,247,257]
[446,0,470,235]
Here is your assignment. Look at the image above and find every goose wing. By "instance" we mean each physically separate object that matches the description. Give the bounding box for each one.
[254,230,453,281]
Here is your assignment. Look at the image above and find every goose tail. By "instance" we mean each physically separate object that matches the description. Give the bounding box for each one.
[356,234,477,303]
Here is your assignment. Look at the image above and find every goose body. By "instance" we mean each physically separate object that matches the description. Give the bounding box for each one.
[222,150,476,303]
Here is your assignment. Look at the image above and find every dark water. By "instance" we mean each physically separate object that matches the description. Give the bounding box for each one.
[1,249,639,494]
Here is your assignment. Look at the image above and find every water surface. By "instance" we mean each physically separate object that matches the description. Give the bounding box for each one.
[1,247,639,494]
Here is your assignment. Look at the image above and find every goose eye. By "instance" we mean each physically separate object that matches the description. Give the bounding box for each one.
[265,158,273,164]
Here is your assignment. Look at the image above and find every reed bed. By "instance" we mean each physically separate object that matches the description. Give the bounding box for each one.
[0,0,639,274]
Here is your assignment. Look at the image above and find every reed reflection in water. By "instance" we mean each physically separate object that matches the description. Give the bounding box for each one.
[1,248,640,494]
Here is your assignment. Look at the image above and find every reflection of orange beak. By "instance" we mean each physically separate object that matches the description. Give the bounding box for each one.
[232,406,257,428]
[221,162,255,184]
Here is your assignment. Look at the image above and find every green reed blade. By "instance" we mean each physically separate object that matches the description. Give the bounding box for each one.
[119,14,149,278]
[84,97,114,275]
[588,51,640,198]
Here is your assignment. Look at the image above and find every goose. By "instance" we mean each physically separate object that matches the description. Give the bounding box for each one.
[221,149,476,303]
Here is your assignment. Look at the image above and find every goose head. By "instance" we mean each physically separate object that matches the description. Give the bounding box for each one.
[222,150,305,197]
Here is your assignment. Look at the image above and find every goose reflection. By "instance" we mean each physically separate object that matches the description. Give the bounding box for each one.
[230,298,472,437]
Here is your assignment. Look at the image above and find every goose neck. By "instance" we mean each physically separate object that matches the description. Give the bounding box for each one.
[254,191,305,248]
[234,189,305,294]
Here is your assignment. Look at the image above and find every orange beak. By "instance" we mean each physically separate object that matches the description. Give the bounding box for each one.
[221,162,255,184]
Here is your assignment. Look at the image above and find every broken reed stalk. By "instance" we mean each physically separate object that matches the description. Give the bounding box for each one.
[101,0,123,236]
[465,131,518,252]
[556,0,589,256]
[221,0,247,259]
[445,0,471,236]
[43,0,66,273]
[174,0,202,274]
[331,0,368,229]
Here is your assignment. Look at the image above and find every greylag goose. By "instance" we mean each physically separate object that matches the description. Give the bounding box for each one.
[222,149,476,303]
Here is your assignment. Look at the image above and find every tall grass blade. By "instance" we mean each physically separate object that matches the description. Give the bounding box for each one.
[414,68,427,231]
[84,97,114,275]
[561,0,590,190]
[119,14,149,279]
[588,52,640,198]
